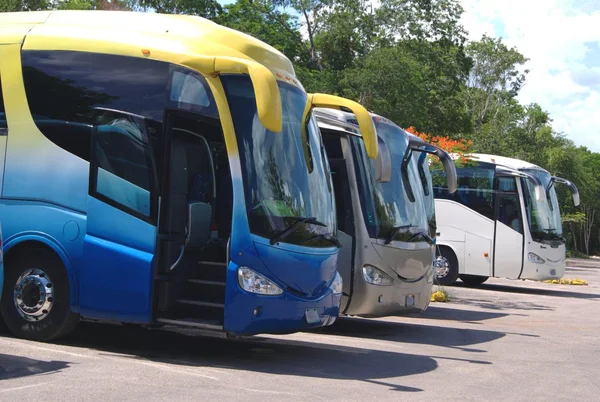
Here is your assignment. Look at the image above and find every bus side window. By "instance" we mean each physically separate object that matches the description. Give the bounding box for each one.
[90,110,156,219]
[21,50,170,163]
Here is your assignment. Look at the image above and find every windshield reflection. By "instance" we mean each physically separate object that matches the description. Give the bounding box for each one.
[221,75,336,248]
[350,121,428,242]
[415,151,436,238]
[520,168,563,241]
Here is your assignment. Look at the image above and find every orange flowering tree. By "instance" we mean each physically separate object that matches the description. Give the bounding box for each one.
[404,126,474,187]
[405,126,473,160]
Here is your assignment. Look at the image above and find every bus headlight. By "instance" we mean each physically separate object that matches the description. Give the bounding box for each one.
[329,272,343,295]
[362,265,394,286]
[528,252,545,264]
[237,267,283,295]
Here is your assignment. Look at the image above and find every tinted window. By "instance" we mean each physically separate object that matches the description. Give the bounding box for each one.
[92,109,156,217]
[433,161,495,220]
[322,131,344,159]
[496,177,517,192]
[168,69,218,118]
[497,194,523,234]
[0,76,6,129]
[21,50,170,161]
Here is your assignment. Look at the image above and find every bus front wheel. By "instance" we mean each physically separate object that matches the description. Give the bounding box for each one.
[459,274,488,287]
[434,246,459,286]
[0,247,80,342]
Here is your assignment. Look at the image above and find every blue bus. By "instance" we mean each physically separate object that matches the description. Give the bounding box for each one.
[0,10,377,341]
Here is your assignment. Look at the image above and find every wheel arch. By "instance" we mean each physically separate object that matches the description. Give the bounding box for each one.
[3,234,79,311]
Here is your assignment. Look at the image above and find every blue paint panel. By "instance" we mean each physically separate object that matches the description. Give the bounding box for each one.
[79,234,154,323]
[80,196,156,322]
[224,261,341,335]
[86,197,156,254]
[253,236,339,297]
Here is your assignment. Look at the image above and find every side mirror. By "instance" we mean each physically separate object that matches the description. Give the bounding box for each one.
[407,138,458,194]
[552,176,580,206]
[375,135,392,183]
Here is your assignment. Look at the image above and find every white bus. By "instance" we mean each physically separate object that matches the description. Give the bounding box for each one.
[432,153,580,286]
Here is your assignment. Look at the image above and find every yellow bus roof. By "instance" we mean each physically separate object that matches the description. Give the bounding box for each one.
[0,10,299,86]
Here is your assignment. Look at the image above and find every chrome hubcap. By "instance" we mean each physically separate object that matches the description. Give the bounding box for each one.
[433,256,449,278]
[13,269,54,322]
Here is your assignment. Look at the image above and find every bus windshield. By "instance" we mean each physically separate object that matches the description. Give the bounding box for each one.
[350,123,428,242]
[221,75,336,248]
[415,151,436,238]
[520,168,563,242]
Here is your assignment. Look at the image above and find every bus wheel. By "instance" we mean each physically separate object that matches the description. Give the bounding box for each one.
[434,247,459,286]
[0,247,80,342]
[459,274,488,287]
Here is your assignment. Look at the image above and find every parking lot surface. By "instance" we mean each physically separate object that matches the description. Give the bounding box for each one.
[2,258,599,401]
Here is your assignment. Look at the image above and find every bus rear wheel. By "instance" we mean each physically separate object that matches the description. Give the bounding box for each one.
[0,247,80,342]
[459,274,488,287]
[434,247,459,286]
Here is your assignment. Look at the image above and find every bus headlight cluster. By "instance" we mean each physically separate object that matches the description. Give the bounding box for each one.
[362,265,394,286]
[237,267,283,295]
[528,252,545,264]
[329,272,343,295]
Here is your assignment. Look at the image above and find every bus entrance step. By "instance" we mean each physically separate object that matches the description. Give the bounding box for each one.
[156,317,223,331]
[194,261,227,283]
[176,300,225,308]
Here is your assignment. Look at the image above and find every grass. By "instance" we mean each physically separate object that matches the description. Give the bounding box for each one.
[543,278,589,286]
[430,286,450,302]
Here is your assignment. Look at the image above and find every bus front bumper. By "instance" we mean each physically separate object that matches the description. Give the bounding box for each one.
[224,286,342,336]
[522,259,566,281]
[343,266,434,317]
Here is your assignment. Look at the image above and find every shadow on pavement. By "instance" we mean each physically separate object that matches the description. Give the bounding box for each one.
[451,282,600,300]
[0,353,70,381]
[452,298,553,312]
[10,322,444,392]
[411,305,512,322]
[314,316,521,354]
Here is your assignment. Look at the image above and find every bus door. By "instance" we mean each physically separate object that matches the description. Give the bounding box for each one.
[493,177,524,278]
[80,108,159,322]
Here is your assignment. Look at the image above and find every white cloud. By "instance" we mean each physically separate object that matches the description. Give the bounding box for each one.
[459,0,600,152]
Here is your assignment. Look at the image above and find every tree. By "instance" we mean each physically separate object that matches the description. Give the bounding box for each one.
[463,34,529,137]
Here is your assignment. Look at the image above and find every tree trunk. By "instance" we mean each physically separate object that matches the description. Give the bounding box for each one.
[302,8,321,70]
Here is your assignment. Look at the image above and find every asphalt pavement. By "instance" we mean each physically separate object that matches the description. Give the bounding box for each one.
[1,258,599,401]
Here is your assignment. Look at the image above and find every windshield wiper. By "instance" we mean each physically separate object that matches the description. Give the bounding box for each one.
[300,233,343,248]
[407,230,435,245]
[384,224,415,245]
[269,216,327,245]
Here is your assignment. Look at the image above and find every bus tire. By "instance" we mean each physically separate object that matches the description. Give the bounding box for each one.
[434,246,459,286]
[459,274,488,287]
[0,247,80,342]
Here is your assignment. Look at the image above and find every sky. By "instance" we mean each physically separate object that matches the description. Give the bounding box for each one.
[216,0,600,152]
[459,0,600,152]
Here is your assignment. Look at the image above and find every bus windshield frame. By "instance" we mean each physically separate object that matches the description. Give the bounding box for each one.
[221,74,337,248]
[349,122,428,242]
[520,168,564,243]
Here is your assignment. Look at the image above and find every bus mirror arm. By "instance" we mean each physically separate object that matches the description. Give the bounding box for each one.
[552,176,580,206]
[375,135,392,183]
[306,93,378,159]
[407,139,458,194]
[184,56,283,133]
[496,165,545,201]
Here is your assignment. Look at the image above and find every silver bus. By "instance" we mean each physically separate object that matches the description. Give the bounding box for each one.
[315,108,457,317]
